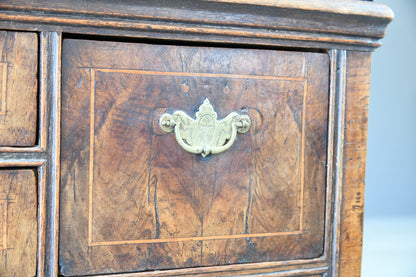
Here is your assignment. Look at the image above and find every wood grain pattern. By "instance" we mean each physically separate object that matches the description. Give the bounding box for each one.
[0,31,38,146]
[88,266,328,277]
[0,0,393,51]
[0,1,393,276]
[337,51,372,277]
[0,169,37,276]
[38,31,62,277]
[59,39,329,276]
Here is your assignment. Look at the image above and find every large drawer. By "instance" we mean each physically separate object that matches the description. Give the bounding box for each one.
[59,39,329,276]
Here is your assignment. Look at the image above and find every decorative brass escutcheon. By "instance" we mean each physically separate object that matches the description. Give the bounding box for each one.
[159,98,251,157]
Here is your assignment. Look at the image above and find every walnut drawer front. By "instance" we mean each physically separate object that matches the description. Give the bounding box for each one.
[0,169,37,276]
[59,39,329,276]
[0,31,38,147]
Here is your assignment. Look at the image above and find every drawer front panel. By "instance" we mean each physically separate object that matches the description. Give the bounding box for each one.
[60,39,329,275]
[0,31,38,146]
[0,169,37,276]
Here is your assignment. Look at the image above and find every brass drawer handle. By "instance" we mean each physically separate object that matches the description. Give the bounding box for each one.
[159,98,251,157]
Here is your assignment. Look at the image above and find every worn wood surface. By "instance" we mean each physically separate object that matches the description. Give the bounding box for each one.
[0,0,393,51]
[38,31,62,277]
[92,266,328,277]
[59,39,329,276]
[81,262,329,277]
[0,1,392,276]
[0,169,37,276]
[337,51,372,277]
[0,31,38,146]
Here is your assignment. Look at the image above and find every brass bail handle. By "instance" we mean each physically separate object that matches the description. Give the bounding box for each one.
[159,98,251,157]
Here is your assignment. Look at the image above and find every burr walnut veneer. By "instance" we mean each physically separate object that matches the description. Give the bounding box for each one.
[0,1,392,276]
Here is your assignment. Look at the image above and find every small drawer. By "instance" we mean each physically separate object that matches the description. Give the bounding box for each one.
[0,31,38,146]
[59,39,329,276]
[0,169,37,276]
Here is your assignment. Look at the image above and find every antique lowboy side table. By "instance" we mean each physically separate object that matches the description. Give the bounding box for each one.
[0,1,393,276]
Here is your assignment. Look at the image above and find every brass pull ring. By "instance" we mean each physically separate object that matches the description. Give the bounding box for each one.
[159,98,251,157]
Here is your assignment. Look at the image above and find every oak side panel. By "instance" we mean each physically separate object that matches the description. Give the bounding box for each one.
[60,39,329,276]
[338,51,372,277]
[0,31,38,146]
[0,169,37,276]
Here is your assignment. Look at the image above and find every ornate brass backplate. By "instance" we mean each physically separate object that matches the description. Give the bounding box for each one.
[159,98,251,157]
